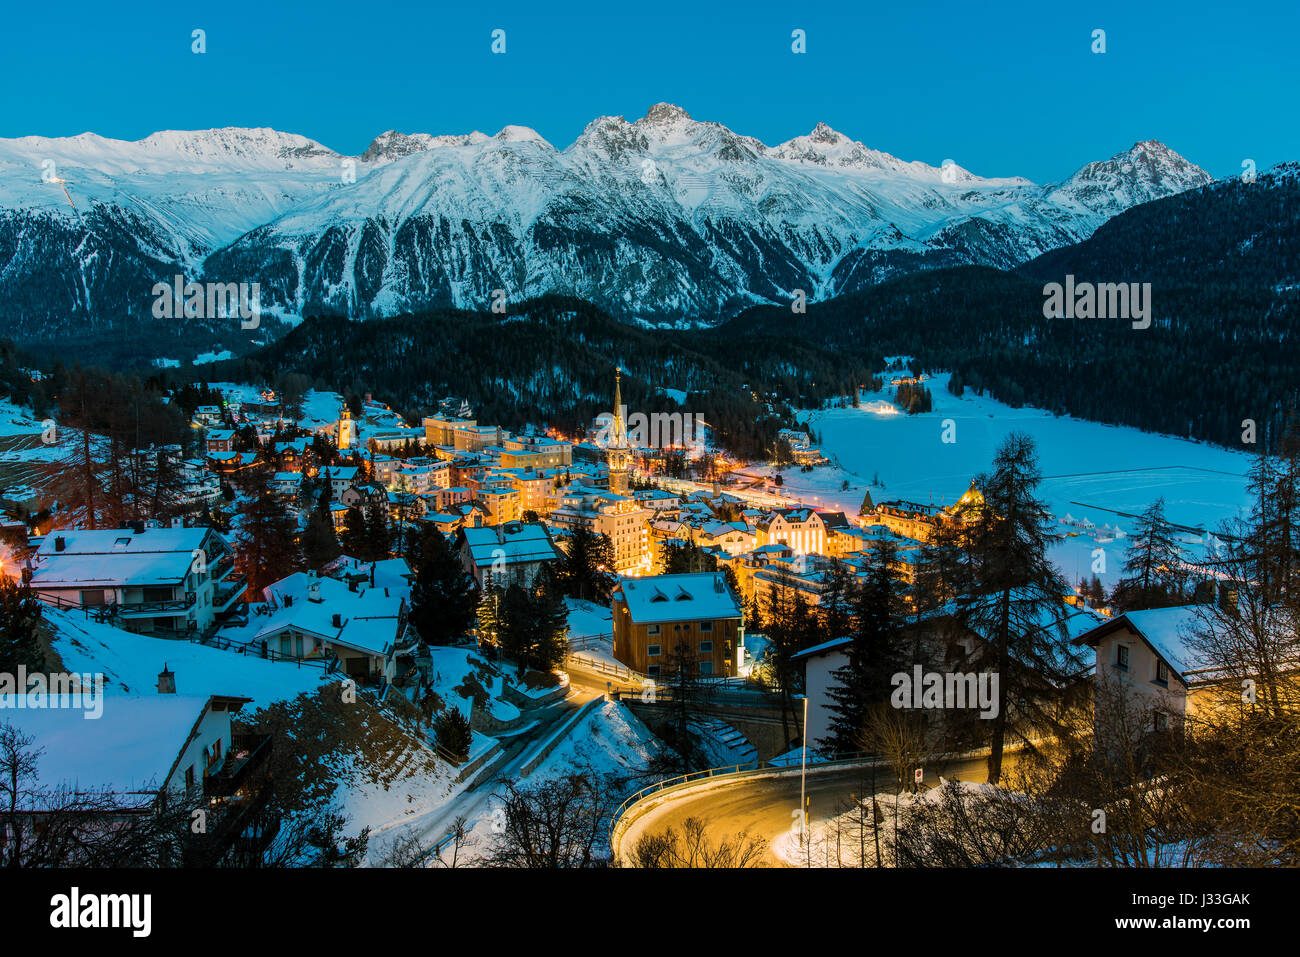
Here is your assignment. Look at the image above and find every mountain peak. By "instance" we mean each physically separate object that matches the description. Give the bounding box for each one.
[809,121,842,144]
[360,130,434,163]
[494,125,551,146]
[640,103,692,125]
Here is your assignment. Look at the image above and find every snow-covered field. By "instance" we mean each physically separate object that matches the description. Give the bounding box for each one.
[47,608,331,710]
[787,373,1253,590]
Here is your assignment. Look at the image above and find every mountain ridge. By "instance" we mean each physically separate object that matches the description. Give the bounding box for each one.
[0,103,1216,345]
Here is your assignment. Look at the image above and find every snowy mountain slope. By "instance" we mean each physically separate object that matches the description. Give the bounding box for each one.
[0,107,1214,339]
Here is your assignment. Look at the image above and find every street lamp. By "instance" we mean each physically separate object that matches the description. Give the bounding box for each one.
[795,692,809,857]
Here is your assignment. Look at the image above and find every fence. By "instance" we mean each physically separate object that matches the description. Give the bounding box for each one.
[564,652,642,683]
[192,632,337,672]
[608,751,893,858]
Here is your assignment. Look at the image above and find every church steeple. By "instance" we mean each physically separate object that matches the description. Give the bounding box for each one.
[611,367,628,449]
[607,366,631,494]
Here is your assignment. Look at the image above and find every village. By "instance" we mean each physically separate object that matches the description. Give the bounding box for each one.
[1,356,1283,873]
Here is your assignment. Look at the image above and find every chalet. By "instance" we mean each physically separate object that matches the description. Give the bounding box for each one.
[194,405,223,426]
[1073,606,1214,739]
[207,450,258,474]
[694,520,753,556]
[319,466,360,498]
[0,691,264,812]
[204,430,234,456]
[612,572,744,678]
[27,525,245,636]
[251,571,407,682]
[340,481,386,512]
[270,472,303,497]
[460,521,560,588]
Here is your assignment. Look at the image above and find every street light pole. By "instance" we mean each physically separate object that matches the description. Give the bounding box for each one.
[799,693,808,859]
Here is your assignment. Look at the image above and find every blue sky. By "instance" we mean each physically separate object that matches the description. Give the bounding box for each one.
[2,0,1295,182]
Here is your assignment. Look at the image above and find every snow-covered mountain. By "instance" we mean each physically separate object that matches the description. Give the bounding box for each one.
[0,106,1213,340]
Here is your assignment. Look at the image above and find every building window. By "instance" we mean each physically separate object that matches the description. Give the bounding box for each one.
[1155,660,1169,686]
[184,765,195,789]
[699,641,713,653]
[1153,711,1168,733]
[1115,645,1129,671]
[700,621,713,633]
[648,624,660,636]
[647,665,660,677]
[647,644,661,657]
[699,661,713,676]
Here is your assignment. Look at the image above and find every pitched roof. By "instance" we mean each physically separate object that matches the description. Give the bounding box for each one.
[462,523,559,567]
[1074,605,1209,678]
[30,527,213,588]
[0,694,224,802]
[615,572,741,624]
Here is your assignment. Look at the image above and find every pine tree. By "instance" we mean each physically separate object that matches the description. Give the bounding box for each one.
[235,470,303,597]
[340,505,367,558]
[819,560,856,640]
[433,708,472,762]
[363,499,392,561]
[820,542,905,756]
[952,433,1073,783]
[302,485,341,571]
[408,525,477,646]
[556,527,615,603]
[1111,497,1184,610]
[0,577,45,674]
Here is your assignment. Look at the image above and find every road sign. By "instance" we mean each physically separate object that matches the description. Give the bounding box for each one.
[914,767,923,785]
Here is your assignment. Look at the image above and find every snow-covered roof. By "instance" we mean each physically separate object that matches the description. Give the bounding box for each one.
[1122,607,1207,676]
[462,523,559,567]
[1075,605,1209,678]
[50,608,328,709]
[256,573,404,656]
[0,694,219,800]
[792,635,853,661]
[30,527,214,588]
[616,572,741,624]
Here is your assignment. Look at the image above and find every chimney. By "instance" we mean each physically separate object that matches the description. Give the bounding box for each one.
[54,535,66,552]
[130,519,145,534]
[308,580,322,603]
[157,664,176,694]
[370,563,376,587]
[170,516,184,528]
[331,613,342,628]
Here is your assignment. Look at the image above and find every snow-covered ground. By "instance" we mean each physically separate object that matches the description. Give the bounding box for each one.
[47,608,330,710]
[566,598,613,643]
[787,373,1253,590]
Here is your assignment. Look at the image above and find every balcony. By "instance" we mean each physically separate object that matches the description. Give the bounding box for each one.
[204,734,273,799]
[214,576,247,613]
[116,593,196,616]
[209,550,235,578]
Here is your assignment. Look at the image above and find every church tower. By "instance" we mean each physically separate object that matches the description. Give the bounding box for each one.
[337,404,354,451]
[607,367,632,495]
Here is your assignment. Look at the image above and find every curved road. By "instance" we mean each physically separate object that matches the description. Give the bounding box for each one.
[618,751,1012,866]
